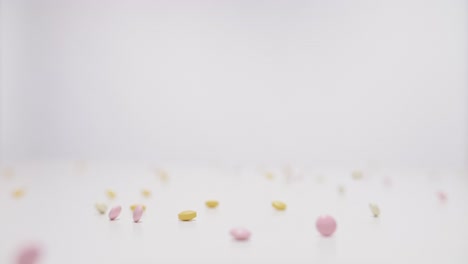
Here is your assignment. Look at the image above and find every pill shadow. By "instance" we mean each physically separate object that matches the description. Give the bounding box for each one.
[316,236,336,256]
[177,220,197,229]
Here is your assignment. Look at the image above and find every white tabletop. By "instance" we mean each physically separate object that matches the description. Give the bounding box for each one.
[1,162,467,264]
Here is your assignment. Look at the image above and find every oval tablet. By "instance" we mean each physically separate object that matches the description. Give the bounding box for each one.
[205,200,219,208]
[272,201,287,211]
[108,206,122,220]
[133,205,144,223]
[95,203,108,214]
[369,203,380,217]
[178,210,197,221]
[230,227,251,241]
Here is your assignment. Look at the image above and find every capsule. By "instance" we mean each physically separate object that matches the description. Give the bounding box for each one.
[369,203,380,217]
[178,210,197,221]
[205,200,219,208]
[272,201,287,211]
[108,206,122,220]
[95,203,108,214]
[130,204,147,212]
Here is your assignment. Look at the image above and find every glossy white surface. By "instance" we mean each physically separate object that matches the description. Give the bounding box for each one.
[1,162,467,263]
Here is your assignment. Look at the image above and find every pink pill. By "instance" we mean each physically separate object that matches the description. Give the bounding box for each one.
[108,205,122,220]
[437,191,447,202]
[133,205,144,223]
[230,227,251,241]
[16,244,41,264]
[316,215,337,237]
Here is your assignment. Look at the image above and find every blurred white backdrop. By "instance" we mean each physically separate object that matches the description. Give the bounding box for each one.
[1,0,467,169]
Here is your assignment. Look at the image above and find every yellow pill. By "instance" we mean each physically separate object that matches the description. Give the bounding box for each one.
[12,188,25,199]
[178,210,197,221]
[369,203,380,217]
[352,170,364,180]
[338,185,346,194]
[265,172,275,180]
[95,203,108,214]
[141,189,151,198]
[272,201,287,211]
[157,169,169,182]
[205,200,219,208]
[106,190,116,199]
[130,204,147,212]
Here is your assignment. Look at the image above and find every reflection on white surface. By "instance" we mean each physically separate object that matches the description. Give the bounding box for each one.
[0,162,467,263]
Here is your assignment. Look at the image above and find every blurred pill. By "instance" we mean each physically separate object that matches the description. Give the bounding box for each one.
[12,188,25,199]
[108,206,122,220]
[133,205,144,223]
[106,190,116,200]
[338,185,345,195]
[437,191,447,202]
[16,243,41,264]
[178,210,197,221]
[352,170,364,180]
[369,203,380,217]
[316,215,337,237]
[205,200,219,208]
[272,201,287,211]
[130,204,147,212]
[95,203,108,214]
[141,189,151,198]
[230,227,251,241]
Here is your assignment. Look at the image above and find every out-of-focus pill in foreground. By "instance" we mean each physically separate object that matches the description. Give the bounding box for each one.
[230,227,251,241]
[178,210,197,221]
[16,243,41,264]
[205,200,219,208]
[272,201,287,211]
[316,215,337,237]
[133,205,144,223]
[108,206,122,220]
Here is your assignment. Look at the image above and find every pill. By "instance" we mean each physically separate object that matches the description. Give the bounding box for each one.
[157,169,169,182]
[2,167,15,178]
[272,201,287,211]
[369,203,380,217]
[141,189,151,198]
[338,185,345,194]
[316,215,337,237]
[133,205,144,223]
[265,172,274,180]
[130,204,147,212]
[12,188,25,199]
[16,243,41,264]
[437,191,447,202]
[95,203,108,214]
[230,227,251,241]
[178,210,197,221]
[108,206,122,220]
[205,200,219,208]
[383,177,392,187]
[106,190,116,199]
[352,170,363,180]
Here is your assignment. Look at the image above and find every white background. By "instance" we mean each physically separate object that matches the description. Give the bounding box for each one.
[1,0,468,170]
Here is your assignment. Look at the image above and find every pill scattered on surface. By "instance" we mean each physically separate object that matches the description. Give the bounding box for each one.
[369,203,380,217]
[12,189,25,199]
[16,243,41,264]
[130,204,147,212]
[265,172,274,180]
[437,191,447,202]
[157,169,169,182]
[272,201,287,211]
[352,170,364,180]
[230,227,251,241]
[108,206,122,220]
[106,190,116,200]
[178,210,197,221]
[141,189,151,198]
[95,203,108,214]
[205,200,219,208]
[338,185,345,194]
[316,215,337,237]
[133,205,144,223]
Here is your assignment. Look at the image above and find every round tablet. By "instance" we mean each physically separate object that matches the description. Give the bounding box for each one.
[315,215,337,237]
